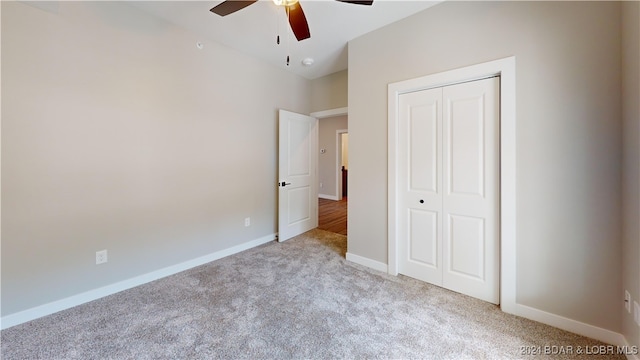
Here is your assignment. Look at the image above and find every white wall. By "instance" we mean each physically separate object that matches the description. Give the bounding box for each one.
[318,116,348,199]
[1,2,310,317]
[622,0,640,348]
[348,1,622,333]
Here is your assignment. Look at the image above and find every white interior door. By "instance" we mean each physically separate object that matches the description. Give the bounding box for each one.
[278,109,318,242]
[442,78,500,304]
[398,87,443,285]
[397,77,500,304]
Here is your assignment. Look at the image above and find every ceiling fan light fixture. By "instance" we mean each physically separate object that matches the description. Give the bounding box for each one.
[273,0,299,6]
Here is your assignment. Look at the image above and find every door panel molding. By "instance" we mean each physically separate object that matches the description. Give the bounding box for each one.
[409,209,439,266]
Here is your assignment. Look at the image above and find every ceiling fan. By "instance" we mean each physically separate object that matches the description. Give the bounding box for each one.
[210,0,374,41]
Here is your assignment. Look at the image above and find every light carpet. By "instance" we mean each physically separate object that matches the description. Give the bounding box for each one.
[1,229,624,359]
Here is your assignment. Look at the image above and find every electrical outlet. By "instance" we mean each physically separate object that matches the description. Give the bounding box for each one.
[625,290,631,313]
[96,250,108,265]
[635,301,640,326]
[320,182,323,188]
[244,217,250,227]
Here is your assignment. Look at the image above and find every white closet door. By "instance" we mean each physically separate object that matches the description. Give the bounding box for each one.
[442,77,500,304]
[397,77,500,304]
[398,88,443,285]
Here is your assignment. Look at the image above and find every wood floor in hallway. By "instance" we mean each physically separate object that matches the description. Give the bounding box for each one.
[318,197,347,236]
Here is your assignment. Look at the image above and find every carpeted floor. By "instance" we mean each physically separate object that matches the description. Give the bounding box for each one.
[1,229,625,359]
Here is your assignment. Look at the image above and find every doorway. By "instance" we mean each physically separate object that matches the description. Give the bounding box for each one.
[395,77,500,304]
[338,131,349,199]
[387,57,516,309]
[312,108,349,236]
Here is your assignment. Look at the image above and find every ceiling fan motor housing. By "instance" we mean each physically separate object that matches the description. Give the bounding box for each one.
[210,0,373,42]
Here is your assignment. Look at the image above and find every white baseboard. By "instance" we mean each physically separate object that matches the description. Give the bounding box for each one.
[621,336,640,360]
[346,252,388,273]
[345,252,636,353]
[0,233,276,330]
[319,193,340,201]
[5,240,636,358]
[515,303,629,347]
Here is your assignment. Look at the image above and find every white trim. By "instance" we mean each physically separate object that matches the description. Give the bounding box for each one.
[309,107,349,201]
[627,351,640,360]
[0,233,276,330]
[515,304,631,349]
[336,129,348,199]
[346,252,388,273]
[387,57,517,311]
[310,107,348,119]
[312,107,348,228]
[622,336,640,360]
[319,193,340,201]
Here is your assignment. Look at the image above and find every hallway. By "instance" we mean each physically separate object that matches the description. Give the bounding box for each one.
[318,198,347,236]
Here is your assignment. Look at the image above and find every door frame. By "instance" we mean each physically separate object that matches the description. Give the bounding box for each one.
[310,107,349,202]
[387,57,516,311]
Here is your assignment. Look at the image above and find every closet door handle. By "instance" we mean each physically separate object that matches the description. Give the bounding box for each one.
[419,199,424,204]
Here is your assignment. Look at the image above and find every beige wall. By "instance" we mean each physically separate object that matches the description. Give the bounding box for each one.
[1,2,310,316]
[312,70,349,200]
[348,1,622,332]
[310,70,348,113]
[318,116,348,199]
[622,0,640,348]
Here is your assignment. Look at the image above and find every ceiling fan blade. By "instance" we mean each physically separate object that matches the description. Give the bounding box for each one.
[210,1,258,16]
[286,2,311,41]
[335,0,374,5]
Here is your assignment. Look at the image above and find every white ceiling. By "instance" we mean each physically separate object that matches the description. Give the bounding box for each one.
[130,0,440,79]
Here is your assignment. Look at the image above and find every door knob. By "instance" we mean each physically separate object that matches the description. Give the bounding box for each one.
[419,199,424,204]
[280,182,292,187]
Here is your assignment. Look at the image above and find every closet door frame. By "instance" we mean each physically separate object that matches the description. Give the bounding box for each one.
[388,57,516,312]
